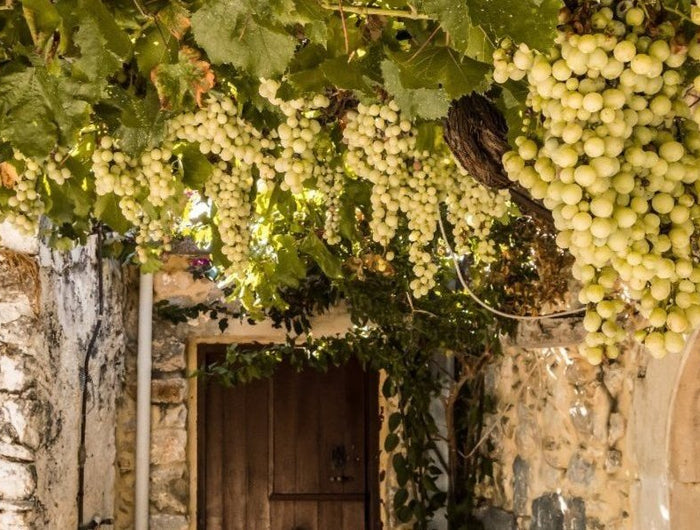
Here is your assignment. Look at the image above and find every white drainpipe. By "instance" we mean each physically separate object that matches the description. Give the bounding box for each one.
[135,273,154,530]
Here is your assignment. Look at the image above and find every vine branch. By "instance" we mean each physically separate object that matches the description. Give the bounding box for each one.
[320,3,431,20]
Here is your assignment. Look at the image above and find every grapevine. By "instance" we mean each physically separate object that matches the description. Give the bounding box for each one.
[495,2,700,362]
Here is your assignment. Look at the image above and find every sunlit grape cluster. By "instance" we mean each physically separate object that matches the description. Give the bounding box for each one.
[343,100,510,297]
[443,165,510,258]
[316,163,344,245]
[169,94,267,277]
[259,79,330,193]
[495,3,700,362]
[92,136,175,263]
[4,151,44,234]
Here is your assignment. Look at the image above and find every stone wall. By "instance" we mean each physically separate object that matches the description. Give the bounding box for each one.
[479,323,688,530]
[0,226,127,529]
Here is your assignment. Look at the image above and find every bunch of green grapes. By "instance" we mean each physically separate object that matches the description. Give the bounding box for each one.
[259,79,330,194]
[4,152,44,234]
[495,3,700,362]
[170,94,266,277]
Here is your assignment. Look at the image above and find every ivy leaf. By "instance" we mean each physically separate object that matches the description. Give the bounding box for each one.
[389,47,490,100]
[191,0,296,78]
[380,60,449,120]
[384,432,400,451]
[299,233,343,279]
[466,0,562,52]
[388,412,402,433]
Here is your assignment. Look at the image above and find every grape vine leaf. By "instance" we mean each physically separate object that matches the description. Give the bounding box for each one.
[380,60,450,120]
[191,0,296,78]
[388,47,490,99]
[466,0,562,52]
[156,1,192,40]
[72,0,132,85]
[151,47,215,110]
[299,233,343,279]
[0,66,89,158]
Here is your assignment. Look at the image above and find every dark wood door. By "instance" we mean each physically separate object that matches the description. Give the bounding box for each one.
[198,347,380,530]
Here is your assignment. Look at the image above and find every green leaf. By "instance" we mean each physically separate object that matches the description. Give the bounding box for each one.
[380,60,449,120]
[72,0,132,87]
[393,487,409,509]
[274,234,307,286]
[0,66,90,157]
[96,87,168,156]
[299,233,343,279]
[388,47,490,100]
[495,80,529,144]
[191,0,296,78]
[94,193,131,233]
[388,412,402,432]
[466,0,562,53]
[415,1,495,62]
[175,143,213,189]
[134,28,177,77]
[384,432,400,452]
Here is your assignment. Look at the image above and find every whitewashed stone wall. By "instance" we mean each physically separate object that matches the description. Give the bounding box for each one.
[0,226,126,529]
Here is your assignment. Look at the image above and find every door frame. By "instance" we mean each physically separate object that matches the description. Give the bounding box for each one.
[187,339,381,529]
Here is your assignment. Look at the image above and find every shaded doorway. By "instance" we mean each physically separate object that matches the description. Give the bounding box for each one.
[197,345,380,529]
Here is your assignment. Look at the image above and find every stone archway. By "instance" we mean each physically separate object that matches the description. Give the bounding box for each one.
[668,330,700,529]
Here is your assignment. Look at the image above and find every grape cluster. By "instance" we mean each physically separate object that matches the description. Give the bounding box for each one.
[169,95,267,277]
[92,136,175,263]
[316,163,344,245]
[495,4,700,362]
[259,79,330,194]
[343,101,509,297]
[4,152,44,234]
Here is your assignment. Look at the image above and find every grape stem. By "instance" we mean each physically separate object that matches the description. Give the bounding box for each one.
[320,3,431,20]
[436,207,586,321]
[662,5,693,23]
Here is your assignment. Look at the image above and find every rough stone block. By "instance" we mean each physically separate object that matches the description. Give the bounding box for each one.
[151,333,187,373]
[150,513,188,530]
[531,493,585,530]
[150,429,187,466]
[566,453,595,486]
[0,354,26,393]
[513,456,529,516]
[0,442,33,462]
[474,506,516,530]
[150,464,189,514]
[151,378,187,404]
[608,413,625,446]
[152,404,187,431]
[0,398,41,449]
[0,460,35,500]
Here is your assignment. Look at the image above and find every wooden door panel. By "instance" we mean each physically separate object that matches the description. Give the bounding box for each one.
[200,347,379,530]
[205,381,224,530]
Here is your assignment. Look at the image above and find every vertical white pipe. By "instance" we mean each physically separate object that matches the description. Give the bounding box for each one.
[135,273,154,530]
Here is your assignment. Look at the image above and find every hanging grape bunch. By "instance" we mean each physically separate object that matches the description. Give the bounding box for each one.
[494,1,700,362]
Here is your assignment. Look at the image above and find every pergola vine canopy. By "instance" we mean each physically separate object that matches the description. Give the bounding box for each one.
[2,0,700,365]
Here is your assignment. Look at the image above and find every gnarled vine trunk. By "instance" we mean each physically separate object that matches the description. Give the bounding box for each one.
[443,94,554,228]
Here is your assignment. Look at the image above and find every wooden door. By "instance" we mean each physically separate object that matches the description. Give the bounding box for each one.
[198,347,380,530]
